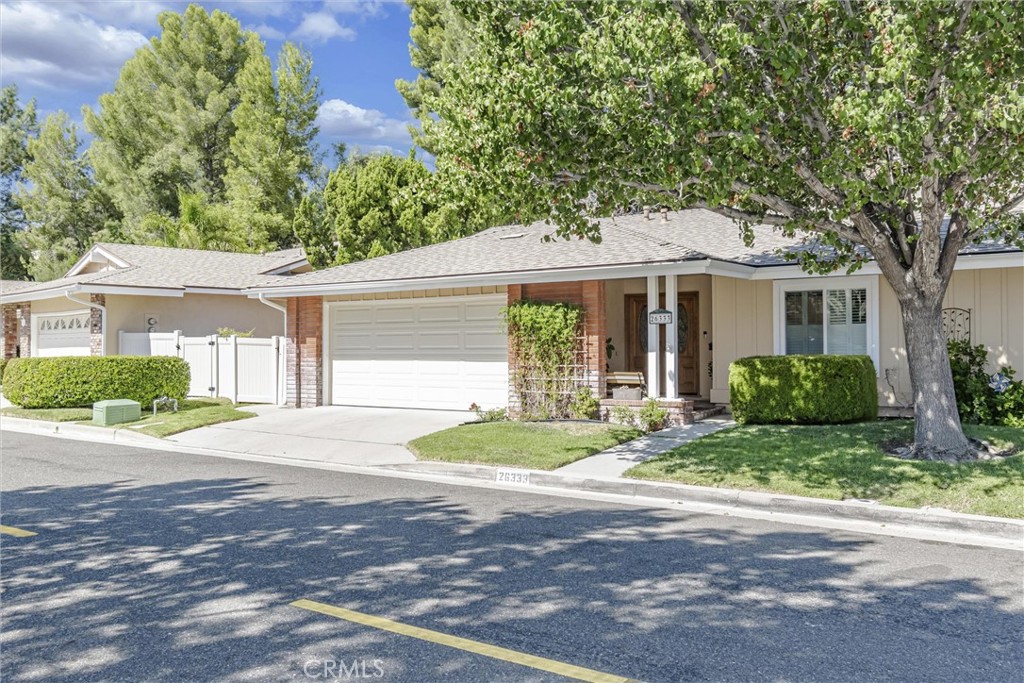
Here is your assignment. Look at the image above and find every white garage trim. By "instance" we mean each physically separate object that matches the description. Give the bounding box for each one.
[324,295,509,410]
[32,309,91,357]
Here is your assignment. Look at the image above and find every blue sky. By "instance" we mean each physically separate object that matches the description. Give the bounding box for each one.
[0,0,421,158]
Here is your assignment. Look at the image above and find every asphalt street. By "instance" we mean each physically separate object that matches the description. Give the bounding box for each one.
[1,430,1022,682]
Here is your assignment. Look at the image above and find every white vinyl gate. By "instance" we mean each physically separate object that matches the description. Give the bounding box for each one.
[118,330,285,404]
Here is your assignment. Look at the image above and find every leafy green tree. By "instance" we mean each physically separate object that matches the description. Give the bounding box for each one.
[292,193,333,269]
[84,4,319,250]
[139,191,243,252]
[226,41,320,248]
[427,1,1024,461]
[396,0,477,153]
[17,112,119,281]
[322,153,435,264]
[0,85,37,279]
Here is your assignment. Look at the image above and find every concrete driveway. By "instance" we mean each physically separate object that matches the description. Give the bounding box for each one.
[167,405,471,466]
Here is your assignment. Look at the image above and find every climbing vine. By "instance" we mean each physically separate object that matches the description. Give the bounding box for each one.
[504,299,588,419]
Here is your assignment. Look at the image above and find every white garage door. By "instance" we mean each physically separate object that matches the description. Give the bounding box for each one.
[35,311,91,357]
[329,296,508,410]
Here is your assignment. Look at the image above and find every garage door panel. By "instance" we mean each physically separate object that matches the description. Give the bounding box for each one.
[464,330,506,350]
[417,331,461,349]
[417,304,460,323]
[330,297,508,410]
[336,307,373,324]
[376,306,416,324]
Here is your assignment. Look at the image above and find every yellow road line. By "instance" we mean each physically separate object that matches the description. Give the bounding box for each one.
[290,598,631,683]
[0,525,37,537]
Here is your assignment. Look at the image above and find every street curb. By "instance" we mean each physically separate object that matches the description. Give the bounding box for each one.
[4,417,1022,545]
[382,462,1024,542]
[0,416,167,449]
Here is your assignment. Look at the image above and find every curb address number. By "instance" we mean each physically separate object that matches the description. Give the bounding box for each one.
[495,468,531,485]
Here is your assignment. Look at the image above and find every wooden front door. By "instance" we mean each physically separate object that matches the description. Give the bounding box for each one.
[625,292,700,395]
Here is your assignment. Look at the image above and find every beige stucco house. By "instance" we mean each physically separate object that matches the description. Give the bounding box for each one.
[244,209,1022,419]
[0,243,309,359]
[4,211,1020,421]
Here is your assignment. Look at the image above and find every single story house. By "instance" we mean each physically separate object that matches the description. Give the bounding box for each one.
[242,209,1022,418]
[0,243,309,358]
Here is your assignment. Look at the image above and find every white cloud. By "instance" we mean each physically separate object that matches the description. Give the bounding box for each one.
[317,99,412,144]
[291,11,356,43]
[57,0,168,28]
[206,1,292,18]
[324,0,385,16]
[249,22,286,40]
[0,2,149,89]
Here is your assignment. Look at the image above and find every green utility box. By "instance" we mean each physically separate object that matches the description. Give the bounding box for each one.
[92,399,142,426]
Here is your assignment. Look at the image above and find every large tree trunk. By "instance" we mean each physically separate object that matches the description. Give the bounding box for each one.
[899,298,974,462]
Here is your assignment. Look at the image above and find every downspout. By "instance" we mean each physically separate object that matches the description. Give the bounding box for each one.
[258,293,289,406]
[66,291,106,355]
[257,293,287,335]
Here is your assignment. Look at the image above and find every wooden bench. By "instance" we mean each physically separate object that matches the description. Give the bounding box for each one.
[606,371,646,397]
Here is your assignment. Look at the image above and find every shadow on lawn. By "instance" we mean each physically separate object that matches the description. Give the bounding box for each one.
[637,422,1024,504]
[1,473,1021,682]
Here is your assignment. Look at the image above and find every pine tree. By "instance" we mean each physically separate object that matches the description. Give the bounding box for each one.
[18,112,118,281]
[0,85,37,279]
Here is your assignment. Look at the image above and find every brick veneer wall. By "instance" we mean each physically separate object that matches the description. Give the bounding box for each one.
[507,280,607,406]
[16,303,30,358]
[2,304,18,359]
[285,296,323,407]
[89,294,105,355]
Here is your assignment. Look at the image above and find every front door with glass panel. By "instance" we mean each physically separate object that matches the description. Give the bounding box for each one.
[625,292,700,395]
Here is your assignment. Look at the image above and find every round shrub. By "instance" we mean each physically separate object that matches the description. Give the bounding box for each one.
[3,356,191,409]
[729,355,878,424]
[0,357,8,384]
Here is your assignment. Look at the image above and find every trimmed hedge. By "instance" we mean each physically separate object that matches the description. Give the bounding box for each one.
[729,355,878,424]
[3,356,191,409]
[0,357,7,384]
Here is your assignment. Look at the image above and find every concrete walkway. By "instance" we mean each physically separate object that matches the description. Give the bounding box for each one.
[555,417,735,478]
[167,405,471,466]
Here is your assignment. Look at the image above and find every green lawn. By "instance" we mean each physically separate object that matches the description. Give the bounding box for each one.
[2,406,92,422]
[408,421,643,470]
[2,398,255,438]
[625,420,1024,518]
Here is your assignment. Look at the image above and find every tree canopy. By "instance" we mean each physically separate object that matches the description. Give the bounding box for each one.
[424,0,1024,460]
[17,112,118,281]
[0,85,37,279]
[296,152,466,268]
[84,4,319,250]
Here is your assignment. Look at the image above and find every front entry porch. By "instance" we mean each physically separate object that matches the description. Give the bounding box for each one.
[604,274,713,401]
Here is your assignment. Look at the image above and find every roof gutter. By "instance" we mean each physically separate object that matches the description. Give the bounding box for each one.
[245,259,733,298]
[65,291,106,355]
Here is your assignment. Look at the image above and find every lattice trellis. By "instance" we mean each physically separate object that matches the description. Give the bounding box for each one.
[508,324,592,419]
[941,307,971,343]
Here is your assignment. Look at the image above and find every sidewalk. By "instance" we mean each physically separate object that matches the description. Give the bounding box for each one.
[555,417,734,478]
[3,413,1021,548]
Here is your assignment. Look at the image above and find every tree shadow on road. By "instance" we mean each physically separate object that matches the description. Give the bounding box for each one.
[1,472,1021,683]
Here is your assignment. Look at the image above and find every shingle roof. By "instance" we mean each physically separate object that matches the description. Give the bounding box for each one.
[254,209,808,289]
[0,280,33,293]
[3,243,308,299]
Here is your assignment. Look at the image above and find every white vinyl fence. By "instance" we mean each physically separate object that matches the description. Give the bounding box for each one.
[118,330,285,404]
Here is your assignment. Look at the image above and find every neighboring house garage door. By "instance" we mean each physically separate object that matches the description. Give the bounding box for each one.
[328,296,509,410]
[34,311,91,357]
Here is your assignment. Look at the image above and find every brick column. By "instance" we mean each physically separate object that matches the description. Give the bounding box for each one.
[89,294,105,355]
[285,296,323,408]
[581,280,607,398]
[508,280,608,404]
[16,303,30,358]
[2,304,18,359]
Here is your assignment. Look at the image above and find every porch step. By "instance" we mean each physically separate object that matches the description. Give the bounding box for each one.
[692,403,728,422]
